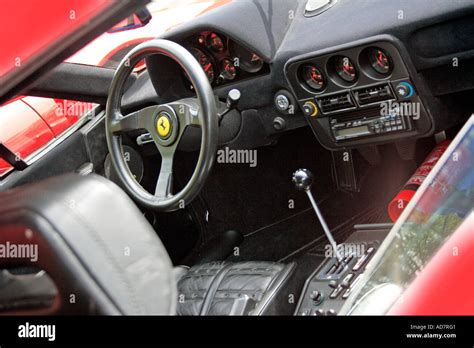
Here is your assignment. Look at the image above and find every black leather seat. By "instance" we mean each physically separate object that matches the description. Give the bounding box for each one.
[0,174,296,315]
[176,261,296,315]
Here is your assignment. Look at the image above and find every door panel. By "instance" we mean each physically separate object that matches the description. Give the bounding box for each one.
[0,110,109,192]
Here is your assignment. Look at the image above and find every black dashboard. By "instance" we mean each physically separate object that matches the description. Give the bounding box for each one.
[142,0,474,151]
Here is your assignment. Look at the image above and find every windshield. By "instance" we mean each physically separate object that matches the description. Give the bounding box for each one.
[65,0,229,70]
[342,116,474,315]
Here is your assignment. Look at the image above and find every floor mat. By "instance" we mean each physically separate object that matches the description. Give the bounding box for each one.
[228,197,390,263]
[226,206,326,262]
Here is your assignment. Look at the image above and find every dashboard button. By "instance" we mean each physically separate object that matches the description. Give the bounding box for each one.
[395,82,414,99]
[329,285,343,299]
[340,273,355,289]
[310,290,324,305]
[353,247,375,271]
[342,288,351,299]
[273,117,287,131]
[314,309,325,316]
[275,94,290,111]
[302,101,318,117]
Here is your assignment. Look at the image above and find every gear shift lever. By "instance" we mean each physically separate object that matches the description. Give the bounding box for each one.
[292,169,343,262]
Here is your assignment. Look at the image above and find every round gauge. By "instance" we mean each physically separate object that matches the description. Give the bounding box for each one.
[190,47,215,84]
[232,42,263,73]
[206,33,225,53]
[368,48,392,75]
[334,56,357,83]
[301,65,325,91]
[220,58,237,80]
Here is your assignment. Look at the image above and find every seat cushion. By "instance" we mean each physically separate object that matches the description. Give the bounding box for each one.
[177,261,297,315]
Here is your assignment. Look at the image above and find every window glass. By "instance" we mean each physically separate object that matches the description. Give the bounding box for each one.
[65,0,229,70]
[345,119,474,314]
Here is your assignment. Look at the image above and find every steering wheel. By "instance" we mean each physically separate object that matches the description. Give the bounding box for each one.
[105,40,218,211]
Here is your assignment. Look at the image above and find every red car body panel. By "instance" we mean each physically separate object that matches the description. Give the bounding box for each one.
[0,159,12,177]
[0,0,112,79]
[22,97,80,137]
[0,99,55,176]
[389,213,474,315]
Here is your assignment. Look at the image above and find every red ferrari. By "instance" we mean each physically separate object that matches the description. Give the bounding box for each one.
[0,0,473,327]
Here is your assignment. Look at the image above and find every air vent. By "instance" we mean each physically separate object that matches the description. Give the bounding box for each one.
[316,92,355,113]
[353,83,394,106]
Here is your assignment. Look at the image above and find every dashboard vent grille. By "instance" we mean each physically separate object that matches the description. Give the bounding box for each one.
[353,83,394,106]
[316,92,355,113]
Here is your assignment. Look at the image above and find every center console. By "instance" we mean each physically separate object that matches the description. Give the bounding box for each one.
[294,224,391,316]
[284,36,434,150]
[291,168,392,316]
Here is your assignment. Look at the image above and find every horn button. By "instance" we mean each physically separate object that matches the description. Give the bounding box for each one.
[157,113,172,139]
[154,107,179,146]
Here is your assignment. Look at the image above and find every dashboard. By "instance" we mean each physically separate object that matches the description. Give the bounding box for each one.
[285,39,433,149]
[145,30,269,105]
[180,31,268,89]
[142,0,474,151]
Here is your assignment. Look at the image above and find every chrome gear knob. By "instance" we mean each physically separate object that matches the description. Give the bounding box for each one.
[292,168,313,192]
[292,167,343,262]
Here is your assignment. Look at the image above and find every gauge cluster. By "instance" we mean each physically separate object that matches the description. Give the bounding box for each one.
[182,31,268,89]
[284,40,433,150]
[293,46,396,94]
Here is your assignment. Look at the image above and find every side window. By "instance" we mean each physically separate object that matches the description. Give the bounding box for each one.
[0,96,96,178]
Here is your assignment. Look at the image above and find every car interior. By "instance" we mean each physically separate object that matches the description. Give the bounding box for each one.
[0,0,473,316]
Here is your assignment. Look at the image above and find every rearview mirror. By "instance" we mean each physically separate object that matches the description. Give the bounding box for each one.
[108,7,152,33]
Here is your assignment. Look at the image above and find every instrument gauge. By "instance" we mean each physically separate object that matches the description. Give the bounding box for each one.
[190,47,215,84]
[301,65,325,91]
[232,41,263,73]
[368,48,392,75]
[220,58,237,80]
[334,56,357,83]
[206,33,225,53]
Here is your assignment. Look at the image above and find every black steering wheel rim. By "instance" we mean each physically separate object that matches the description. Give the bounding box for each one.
[105,39,218,211]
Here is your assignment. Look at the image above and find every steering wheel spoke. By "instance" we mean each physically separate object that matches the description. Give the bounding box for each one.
[150,100,203,200]
[111,106,157,135]
[170,99,203,129]
[155,147,175,198]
